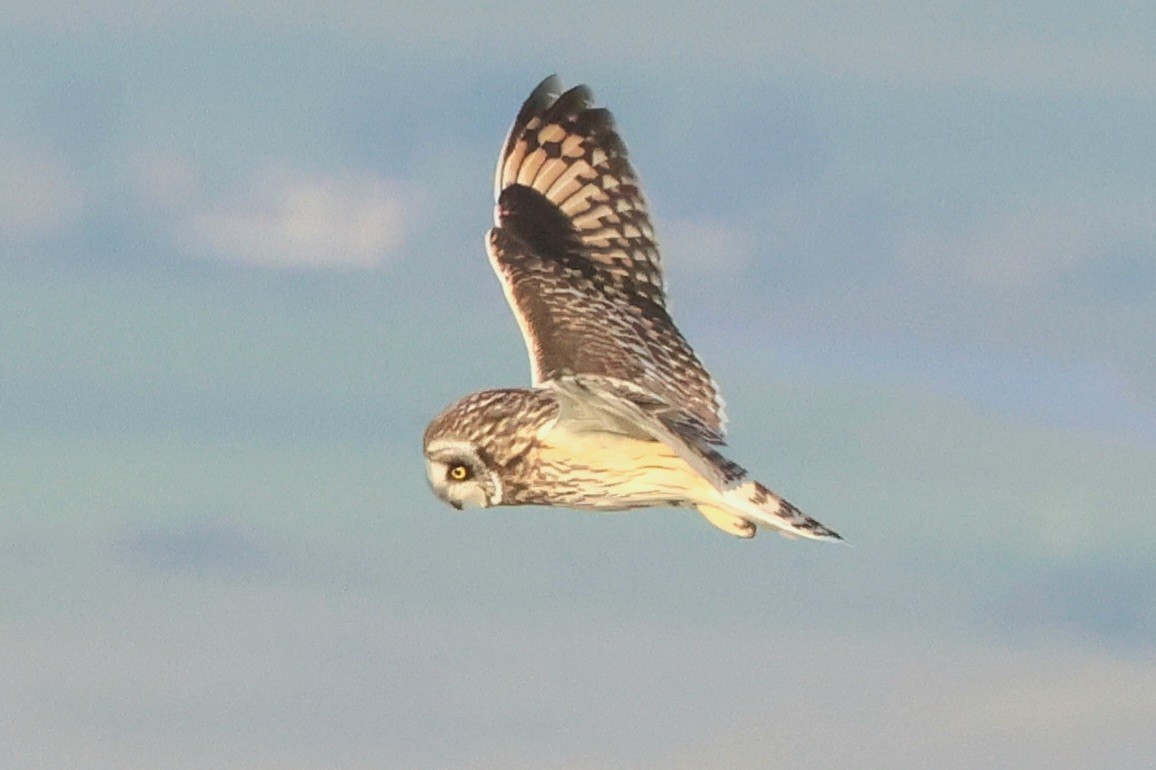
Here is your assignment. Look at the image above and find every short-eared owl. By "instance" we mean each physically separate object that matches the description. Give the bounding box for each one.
[423,76,841,541]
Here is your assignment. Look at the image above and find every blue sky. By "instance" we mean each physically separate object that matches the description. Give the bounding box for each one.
[3,3,1155,768]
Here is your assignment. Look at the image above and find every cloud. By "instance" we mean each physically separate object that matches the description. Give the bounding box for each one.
[180,166,414,269]
[0,143,84,243]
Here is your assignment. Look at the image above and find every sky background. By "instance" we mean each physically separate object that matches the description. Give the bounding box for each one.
[3,2,1155,768]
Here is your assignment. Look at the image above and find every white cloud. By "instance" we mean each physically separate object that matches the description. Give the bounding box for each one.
[0,144,84,242]
[181,167,413,269]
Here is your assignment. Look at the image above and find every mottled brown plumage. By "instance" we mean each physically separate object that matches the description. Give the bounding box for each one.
[422,76,842,542]
[487,76,726,441]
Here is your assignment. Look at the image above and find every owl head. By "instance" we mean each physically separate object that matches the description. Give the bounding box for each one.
[423,438,502,510]
[422,388,560,511]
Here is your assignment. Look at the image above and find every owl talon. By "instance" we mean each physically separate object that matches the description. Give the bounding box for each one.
[696,504,757,539]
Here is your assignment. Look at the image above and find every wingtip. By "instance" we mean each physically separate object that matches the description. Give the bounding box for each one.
[528,75,598,120]
[812,526,850,545]
[529,74,564,105]
[495,75,579,201]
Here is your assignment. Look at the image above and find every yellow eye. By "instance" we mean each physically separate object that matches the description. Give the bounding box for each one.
[448,464,471,481]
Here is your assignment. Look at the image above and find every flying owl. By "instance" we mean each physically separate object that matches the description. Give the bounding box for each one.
[422,76,841,541]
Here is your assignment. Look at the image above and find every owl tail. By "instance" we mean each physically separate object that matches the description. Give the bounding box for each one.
[696,479,843,541]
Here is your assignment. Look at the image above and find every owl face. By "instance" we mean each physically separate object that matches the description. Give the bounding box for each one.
[424,439,502,510]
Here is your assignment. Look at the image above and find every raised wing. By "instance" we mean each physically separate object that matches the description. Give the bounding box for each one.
[487,76,727,441]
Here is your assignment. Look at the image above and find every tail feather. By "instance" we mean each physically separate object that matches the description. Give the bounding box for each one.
[703,480,842,542]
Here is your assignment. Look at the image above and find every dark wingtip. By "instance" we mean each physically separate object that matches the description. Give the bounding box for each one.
[523,75,598,125]
[506,76,566,152]
[529,74,563,106]
[824,529,850,545]
[550,83,594,116]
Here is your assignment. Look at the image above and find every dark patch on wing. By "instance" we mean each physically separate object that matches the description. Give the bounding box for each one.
[498,184,585,271]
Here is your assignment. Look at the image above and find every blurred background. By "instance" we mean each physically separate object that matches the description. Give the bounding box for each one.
[2,3,1154,768]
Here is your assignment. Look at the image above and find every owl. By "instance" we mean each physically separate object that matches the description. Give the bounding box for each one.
[422,76,841,541]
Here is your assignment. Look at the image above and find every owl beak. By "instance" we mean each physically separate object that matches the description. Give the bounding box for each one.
[449,500,463,510]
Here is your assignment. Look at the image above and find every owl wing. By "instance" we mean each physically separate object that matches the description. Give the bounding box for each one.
[486,76,727,442]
